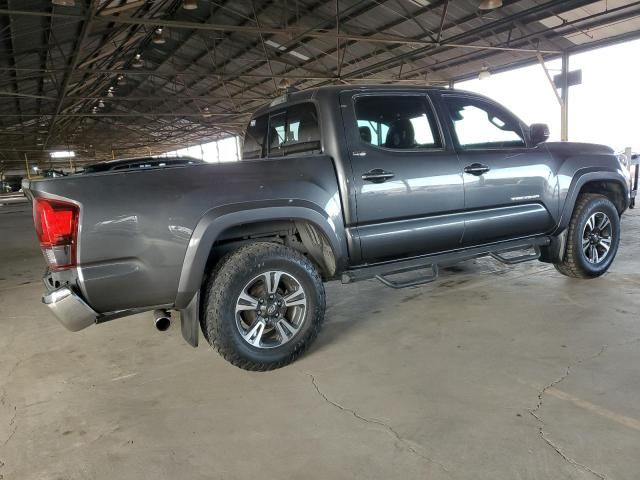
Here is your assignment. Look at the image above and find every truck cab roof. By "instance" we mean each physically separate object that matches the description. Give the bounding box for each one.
[251,84,454,119]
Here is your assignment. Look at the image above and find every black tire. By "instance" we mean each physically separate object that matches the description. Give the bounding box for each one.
[203,242,325,371]
[554,193,620,278]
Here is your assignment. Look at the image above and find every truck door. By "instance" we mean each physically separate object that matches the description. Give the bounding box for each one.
[440,94,557,246]
[339,91,465,263]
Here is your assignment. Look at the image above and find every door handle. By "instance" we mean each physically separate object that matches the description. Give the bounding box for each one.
[352,151,367,157]
[464,163,490,176]
[362,168,395,183]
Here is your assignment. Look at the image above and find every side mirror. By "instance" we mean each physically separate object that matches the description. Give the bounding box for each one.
[529,123,550,145]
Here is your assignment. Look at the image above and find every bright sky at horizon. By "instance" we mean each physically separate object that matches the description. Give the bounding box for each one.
[457,38,640,153]
[165,38,640,163]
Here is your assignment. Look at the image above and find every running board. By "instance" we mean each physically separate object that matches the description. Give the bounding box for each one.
[375,264,439,289]
[342,237,550,289]
[489,245,542,264]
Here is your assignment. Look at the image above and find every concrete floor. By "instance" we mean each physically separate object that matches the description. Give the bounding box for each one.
[1,201,639,480]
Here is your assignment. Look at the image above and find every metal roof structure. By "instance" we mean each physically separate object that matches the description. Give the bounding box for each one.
[1,0,639,171]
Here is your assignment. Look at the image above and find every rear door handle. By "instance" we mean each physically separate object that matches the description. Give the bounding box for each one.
[464,163,490,176]
[362,168,395,183]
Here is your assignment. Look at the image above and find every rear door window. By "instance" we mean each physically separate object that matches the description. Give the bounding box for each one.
[267,103,321,157]
[243,114,268,159]
[268,112,287,156]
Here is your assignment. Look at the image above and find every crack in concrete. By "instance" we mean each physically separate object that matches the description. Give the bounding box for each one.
[0,358,24,449]
[1,407,18,447]
[308,374,450,473]
[529,345,610,480]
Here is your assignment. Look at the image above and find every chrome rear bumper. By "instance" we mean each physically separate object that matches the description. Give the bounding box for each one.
[42,287,97,332]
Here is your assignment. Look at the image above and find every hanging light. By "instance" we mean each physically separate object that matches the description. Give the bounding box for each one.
[132,53,144,68]
[478,67,491,80]
[152,27,166,45]
[202,107,212,118]
[479,0,502,10]
[98,100,105,108]
[278,78,290,90]
[183,0,198,10]
[52,0,76,6]
[107,90,114,98]
[117,75,128,86]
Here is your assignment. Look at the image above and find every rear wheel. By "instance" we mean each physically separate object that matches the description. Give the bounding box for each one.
[203,242,325,371]
[554,193,620,278]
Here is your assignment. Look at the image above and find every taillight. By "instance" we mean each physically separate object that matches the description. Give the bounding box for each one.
[33,198,79,270]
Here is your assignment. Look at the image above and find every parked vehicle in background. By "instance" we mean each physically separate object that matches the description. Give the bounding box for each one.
[22,85,633,371]
[78,156,203,174]
[42,169,68,178]
[630,152,639,208]
[1,176,23,192]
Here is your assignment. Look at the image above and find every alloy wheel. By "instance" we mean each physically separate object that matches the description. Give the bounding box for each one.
[582,211,613,264]
[235,271,307,348]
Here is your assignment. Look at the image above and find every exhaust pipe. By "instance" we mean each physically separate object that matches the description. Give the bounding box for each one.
[153,309,171,332]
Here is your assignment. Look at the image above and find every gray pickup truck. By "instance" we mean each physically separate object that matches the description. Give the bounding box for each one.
[23,85,633,371]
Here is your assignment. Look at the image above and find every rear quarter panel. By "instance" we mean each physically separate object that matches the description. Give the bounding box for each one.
[25,157,344,313]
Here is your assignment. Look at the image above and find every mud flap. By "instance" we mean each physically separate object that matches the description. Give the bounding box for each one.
[179,291,199,347]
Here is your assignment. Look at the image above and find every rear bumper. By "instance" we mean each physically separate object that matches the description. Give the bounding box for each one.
[42,286,98,332]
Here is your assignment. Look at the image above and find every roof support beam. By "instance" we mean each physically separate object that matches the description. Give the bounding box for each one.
[42,0,96,148]
[0,8,562,52]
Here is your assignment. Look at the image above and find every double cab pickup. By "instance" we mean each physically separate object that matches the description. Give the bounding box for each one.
[23,85,633,370]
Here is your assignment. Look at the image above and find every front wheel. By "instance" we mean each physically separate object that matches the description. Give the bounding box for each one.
[554,193,620,278]
[203,242,325,371]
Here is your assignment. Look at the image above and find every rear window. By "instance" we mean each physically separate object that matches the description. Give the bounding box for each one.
[243,102,321,159]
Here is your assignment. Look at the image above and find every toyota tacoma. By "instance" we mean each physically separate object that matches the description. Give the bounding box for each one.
[22,85,634,370]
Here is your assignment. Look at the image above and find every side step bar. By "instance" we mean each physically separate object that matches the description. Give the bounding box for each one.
[376,264,439,289]
[342,237,550,289]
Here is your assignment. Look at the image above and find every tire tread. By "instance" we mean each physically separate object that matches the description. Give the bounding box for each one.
[203,242,325,371]
[554,193,618,278]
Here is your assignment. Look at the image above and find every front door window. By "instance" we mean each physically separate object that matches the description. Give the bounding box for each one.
[444,96,526,149]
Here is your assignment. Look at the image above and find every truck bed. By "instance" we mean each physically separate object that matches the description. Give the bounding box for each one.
[22,157,341,313]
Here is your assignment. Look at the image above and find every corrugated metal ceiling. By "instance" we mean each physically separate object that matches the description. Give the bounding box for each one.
[0,0,638,169]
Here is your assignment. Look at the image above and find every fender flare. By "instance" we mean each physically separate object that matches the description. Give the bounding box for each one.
[556,169,629,232]
[174,199,348,310]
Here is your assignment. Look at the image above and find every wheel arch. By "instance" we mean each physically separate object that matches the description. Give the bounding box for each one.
[557,170,629,232]
[577,179,627,214]
[543,171,628,264]
[175,200,348,310]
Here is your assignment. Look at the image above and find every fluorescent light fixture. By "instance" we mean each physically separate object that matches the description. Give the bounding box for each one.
[265,40,309,61]
[289,50,310,61]
[50,151,75,159]
[265,40,285,51]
